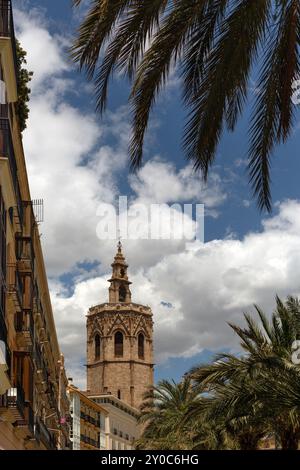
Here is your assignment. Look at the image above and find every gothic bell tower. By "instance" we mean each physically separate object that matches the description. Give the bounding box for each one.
[108,241,132,303]
[86,243,154,409]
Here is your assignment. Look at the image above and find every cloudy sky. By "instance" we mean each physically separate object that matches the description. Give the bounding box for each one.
[14,0,300,388]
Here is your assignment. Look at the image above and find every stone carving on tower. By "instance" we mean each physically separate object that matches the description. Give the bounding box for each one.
[86,242,154,409]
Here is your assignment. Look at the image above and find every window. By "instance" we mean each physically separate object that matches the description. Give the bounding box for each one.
[95,334,100,359]
[117,389,121,399]
[114,331,123,357]
[120,268,125,277]
[0,187,6,325]
[138,333,144,359]
[118,285,126,302]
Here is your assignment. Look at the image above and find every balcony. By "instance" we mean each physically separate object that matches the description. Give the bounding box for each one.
[34,344,49,388]
[16,233,34,274]
[46,381,59,414]
[80,412,97,427]
[35,417,56,450]
[0,339,11,395]
[33,297,46,331]
[0,391,14,422]
[6,383,26,421]
[13,402,35,441]
[15,311,34,353]
[80,435,98,448]
[7,262,23,311]
[0,118,23,225]
[0,301,11,379]
[27,404,34,436]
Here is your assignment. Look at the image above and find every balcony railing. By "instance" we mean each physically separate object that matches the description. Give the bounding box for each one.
[35,417,56,450]
[0,0,18,80]
[15,311,34,351]
[80,412,97,426]
[16,234,35,274]
[7,382,25,419]
[34,343,48,384]
[33,297,47,331]
[80,435,98,448]
[0,118,23,224]
[27,404,34,435]
[0,299,7,342]
[0,309,12,377]
[7,262,23,310]
[0,103,8,118]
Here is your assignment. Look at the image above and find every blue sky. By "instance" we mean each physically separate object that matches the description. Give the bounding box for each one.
[14,0,300,386]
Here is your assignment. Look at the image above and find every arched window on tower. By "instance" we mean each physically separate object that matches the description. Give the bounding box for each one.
[95,334,100,360]
[119,285,126,302]
[120,268,125,278]
[138,333,144,359]
[115,331,124,357]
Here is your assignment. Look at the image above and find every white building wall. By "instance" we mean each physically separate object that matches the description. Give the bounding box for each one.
[70,393,81,450]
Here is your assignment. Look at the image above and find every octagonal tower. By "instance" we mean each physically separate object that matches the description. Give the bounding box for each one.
[86,242,154,409]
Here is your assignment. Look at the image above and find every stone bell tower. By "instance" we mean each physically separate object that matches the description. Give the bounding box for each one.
[86,242,154,409]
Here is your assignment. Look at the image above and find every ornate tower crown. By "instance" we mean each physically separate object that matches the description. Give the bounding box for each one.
[108,241,132,303]
[86,241,154,408]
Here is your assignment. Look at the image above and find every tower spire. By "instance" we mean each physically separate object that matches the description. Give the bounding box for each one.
[108,242,132,303]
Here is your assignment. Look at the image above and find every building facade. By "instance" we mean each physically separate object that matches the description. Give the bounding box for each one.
[68,384,108,450]
[90,394,139,450]
[86,242,154,409]
[0,0,70,450]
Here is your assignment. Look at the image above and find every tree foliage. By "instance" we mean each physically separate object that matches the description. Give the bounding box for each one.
[137,296,300,450]
[71,0,300,212]
[15,40,33,132]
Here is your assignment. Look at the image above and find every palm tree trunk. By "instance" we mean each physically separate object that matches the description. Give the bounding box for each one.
[238,434,260,450]
[280,431,299,450]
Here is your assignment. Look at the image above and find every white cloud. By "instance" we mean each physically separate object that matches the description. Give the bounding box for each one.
[14,6,226,383]
[17,5,296,390]
[14,8,69,90]
[16,4,225,278]
[129,159,226,208]
[52,200,300,385]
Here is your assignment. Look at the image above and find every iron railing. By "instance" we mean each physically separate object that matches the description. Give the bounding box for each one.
[7,262,23,308]
[81,412,97,426]
[15,311,34,343]
[80,435,98,447]
[16,233,35,273]
[34,342,49,383]
[27,404,34,435]
[0,296,7,341]
[0,118,23,224]
[0,295,11,377]
[7,382,25,418]
[35,417,56,450]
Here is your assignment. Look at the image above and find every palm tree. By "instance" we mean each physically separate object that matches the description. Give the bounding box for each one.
[254,366,300,449]
[71,1,300,211]
[135,377,202,449]
[189,296,300,449]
